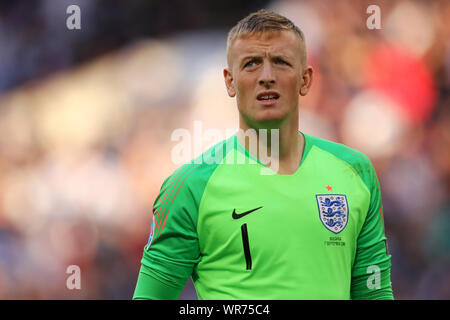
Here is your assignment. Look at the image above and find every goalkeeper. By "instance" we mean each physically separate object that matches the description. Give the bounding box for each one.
[133,9,393,300]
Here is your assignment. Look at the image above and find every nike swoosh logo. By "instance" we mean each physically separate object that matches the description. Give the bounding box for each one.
[232,206,263,219]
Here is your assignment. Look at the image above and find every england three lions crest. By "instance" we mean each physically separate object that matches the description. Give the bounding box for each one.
[316,194,349,234]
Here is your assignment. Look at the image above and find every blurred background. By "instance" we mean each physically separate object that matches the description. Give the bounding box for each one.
[0,0,449,299]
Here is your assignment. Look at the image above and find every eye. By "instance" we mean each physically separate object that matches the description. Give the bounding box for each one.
[275,58,289,65]
[244,60,256,68]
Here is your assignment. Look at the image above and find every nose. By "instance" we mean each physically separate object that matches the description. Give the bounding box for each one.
[258,61,275,87]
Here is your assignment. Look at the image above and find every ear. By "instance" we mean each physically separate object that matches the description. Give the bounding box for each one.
[299,66,313,96]
[224,68,236,97]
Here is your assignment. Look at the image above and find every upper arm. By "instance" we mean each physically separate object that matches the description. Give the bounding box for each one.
[134,165,203,299]
[133,264,184,300]
[351,161,394,300]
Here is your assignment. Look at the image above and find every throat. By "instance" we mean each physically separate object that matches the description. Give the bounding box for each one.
[237,129,304,175]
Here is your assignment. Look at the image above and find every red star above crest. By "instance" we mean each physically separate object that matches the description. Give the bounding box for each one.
[326,185,333,191]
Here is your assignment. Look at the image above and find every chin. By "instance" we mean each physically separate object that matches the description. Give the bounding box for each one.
[259,108,288,121]
[248,112,288,129]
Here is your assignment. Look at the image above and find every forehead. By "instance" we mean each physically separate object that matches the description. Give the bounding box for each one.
[230,30,302,60]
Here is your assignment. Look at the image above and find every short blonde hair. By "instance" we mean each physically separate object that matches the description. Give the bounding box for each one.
[227,9,306,66]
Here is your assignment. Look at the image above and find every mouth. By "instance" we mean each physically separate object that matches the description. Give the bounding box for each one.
[256,91,280,105]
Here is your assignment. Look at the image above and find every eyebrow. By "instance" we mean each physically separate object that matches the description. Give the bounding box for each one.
[240,54,292,65]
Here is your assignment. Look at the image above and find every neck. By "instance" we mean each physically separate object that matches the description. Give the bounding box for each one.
[236,110,304,174]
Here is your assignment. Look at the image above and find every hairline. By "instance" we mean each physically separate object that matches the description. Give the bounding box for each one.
[226,29,307,68]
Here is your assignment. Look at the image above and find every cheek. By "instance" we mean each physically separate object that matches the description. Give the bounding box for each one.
[287,74,303,94]
[279,78,299,98]
[235,78,254,100]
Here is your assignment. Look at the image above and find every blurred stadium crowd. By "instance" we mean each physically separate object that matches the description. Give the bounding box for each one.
[0,0,449,299]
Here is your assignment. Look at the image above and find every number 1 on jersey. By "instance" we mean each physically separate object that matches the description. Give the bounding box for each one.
[241,223,252,270]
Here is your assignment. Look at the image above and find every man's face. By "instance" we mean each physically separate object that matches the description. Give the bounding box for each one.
[224,30,312,129]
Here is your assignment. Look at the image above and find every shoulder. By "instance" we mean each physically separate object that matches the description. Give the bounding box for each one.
[165,136,234,193]
[305,133,371,163]
[304,133,376,186]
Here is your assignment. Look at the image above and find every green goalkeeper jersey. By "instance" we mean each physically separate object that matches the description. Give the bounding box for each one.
[133,132,393,300]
